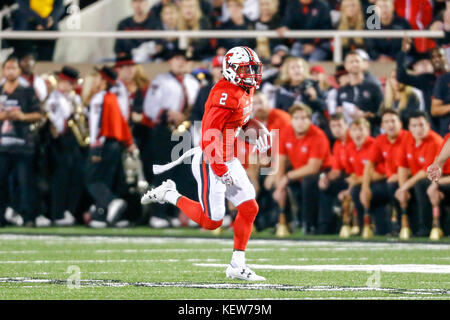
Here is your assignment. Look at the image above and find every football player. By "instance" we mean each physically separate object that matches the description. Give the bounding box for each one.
[141,46,271,281]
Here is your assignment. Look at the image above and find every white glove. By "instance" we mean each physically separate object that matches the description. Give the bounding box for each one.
[219,170,234,186]
[252,131,272,153]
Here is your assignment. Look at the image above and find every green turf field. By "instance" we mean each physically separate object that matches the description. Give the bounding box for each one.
[0,226,449,300]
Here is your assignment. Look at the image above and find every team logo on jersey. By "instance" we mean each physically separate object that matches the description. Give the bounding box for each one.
[286,142,292,149]
[382,151,388,158]
[349,157,354,162]
[301,146,307,153]
[407,153,412,159]
[363,91,370,98]
[419,157,425,163]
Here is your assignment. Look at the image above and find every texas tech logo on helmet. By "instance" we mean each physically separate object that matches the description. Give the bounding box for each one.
[222,46,262,89]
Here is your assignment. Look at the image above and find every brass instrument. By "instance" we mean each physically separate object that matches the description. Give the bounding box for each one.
[122,148,149,195]
[171,120,192,135]
[67,91,90,147]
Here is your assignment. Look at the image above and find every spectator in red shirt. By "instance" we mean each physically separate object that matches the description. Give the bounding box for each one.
[394,0,434,53]
[343,118,391,234]
[426,133,450,236]
[317,112,351,233]
[360,109,409,234]
[273,103,331,234]
[395,111,444,236]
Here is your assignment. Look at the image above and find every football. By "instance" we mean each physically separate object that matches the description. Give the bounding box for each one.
[240,118,270,145]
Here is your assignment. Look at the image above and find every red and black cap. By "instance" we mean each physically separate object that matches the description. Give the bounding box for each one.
[114,54,136,68]
[55,66,79,83]
[95,66,117,85]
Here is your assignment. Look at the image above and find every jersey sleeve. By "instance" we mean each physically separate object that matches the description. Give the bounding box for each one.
[201,105,235,177]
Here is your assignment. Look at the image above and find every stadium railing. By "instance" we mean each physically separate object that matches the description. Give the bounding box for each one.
[0,29,444,63]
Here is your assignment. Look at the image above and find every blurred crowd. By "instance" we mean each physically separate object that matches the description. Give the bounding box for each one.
[2,0,450,62]
[0,0,450,239]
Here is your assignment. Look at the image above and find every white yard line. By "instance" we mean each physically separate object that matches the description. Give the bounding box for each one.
[0,277,448,296]
[1,234,450,251]
[195,263,450,274]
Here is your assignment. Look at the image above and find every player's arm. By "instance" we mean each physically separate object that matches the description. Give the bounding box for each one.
[201,105,234,177]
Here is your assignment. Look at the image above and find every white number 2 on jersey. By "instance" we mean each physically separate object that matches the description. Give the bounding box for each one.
[219,93,228,105]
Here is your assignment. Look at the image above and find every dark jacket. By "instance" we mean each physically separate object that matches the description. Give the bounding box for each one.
[280,0,332,44]
[366,15,411,60]
[218,17,256,50]
[114,15,157,56]
[396,51,437,114]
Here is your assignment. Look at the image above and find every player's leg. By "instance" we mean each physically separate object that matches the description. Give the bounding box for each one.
[225,158,265,281]
[141,151,224,230]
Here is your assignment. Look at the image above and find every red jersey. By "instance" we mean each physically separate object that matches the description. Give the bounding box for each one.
[264,108,291,132]
[345,137,385,177]
[398,130,443,175]
[331,131,352,173]
[279,124,332,174]
[201,78,254,176]
[369,129,409,178]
